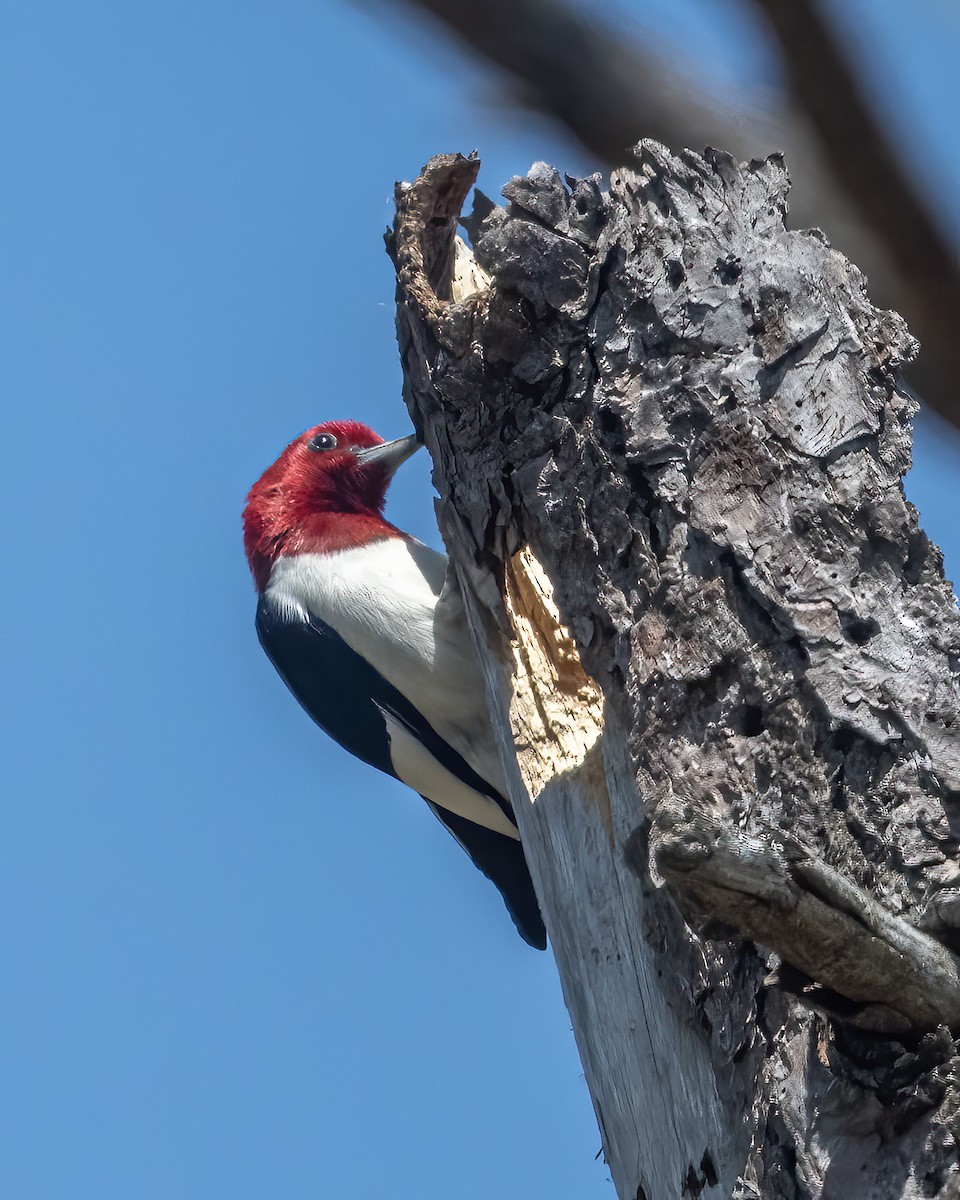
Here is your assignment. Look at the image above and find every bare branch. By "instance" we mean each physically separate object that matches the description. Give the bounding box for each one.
[654,811,960,1035]
[386,0,960,426]
[385,0,764,168]
[750,0,960,433]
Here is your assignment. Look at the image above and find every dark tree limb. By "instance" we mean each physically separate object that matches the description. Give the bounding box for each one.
[391,148,960,1200]
[385,0,960,428]
[750,0,960,435]
[383,0,759,170]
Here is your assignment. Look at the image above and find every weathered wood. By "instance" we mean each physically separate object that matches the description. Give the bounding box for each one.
[390,148,960,1200]
[500,548,729,1199]
[656,816,960,1035]
[391,0,960,430]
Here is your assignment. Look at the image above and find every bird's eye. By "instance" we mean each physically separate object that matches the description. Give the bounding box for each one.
[307,432,338,452]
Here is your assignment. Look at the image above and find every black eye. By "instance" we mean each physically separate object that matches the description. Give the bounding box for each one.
[307,432,338,452]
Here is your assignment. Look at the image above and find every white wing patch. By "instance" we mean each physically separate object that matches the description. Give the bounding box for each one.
[267,538,512,817]
[381,712,519,839]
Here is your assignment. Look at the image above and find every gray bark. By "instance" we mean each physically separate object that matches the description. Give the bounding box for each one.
[389,147,960,1200]
[391,0,960,431]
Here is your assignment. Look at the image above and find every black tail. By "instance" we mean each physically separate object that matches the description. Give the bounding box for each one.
[425,802,547,950]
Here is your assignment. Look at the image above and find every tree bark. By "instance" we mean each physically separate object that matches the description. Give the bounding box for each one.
[391,0,960,430]
[389,148,960,1200]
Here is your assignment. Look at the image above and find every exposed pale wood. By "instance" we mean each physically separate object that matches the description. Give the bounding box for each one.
[470,554,733,1200]
[391,149,960,1200]
[450,234,490,303]
[504,547,606,810]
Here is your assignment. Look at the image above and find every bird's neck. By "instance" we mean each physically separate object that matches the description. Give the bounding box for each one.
[246,508,403,592]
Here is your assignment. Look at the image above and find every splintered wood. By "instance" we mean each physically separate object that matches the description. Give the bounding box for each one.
[450,235,490,303]
[504,547,609,831]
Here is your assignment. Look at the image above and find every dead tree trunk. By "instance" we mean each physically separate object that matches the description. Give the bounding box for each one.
[388,147,960,1200]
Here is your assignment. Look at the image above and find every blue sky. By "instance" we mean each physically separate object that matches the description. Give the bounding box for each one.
[2,3,958,1198]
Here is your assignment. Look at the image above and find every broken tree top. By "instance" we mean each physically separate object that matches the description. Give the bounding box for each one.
[391,146,960,1199]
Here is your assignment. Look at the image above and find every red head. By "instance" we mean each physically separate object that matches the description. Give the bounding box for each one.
[242,420,421,590]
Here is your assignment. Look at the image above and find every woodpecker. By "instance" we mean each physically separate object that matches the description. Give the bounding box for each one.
[242,420,546,949]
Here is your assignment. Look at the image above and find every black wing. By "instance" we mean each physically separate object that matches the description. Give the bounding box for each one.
[256,597,546,946]
[257,596,513,821]
[426,802,547,950]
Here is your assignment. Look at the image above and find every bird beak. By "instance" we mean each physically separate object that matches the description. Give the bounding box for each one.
[353,433,422,476]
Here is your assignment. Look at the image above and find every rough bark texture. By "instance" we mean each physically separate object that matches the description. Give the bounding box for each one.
[392,0,960,431]
[389,147,960,1200]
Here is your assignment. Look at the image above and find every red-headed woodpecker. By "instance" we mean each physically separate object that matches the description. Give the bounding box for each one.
[242,420,546,949]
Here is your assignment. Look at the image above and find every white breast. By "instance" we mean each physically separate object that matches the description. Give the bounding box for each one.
[266,539,511,804]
